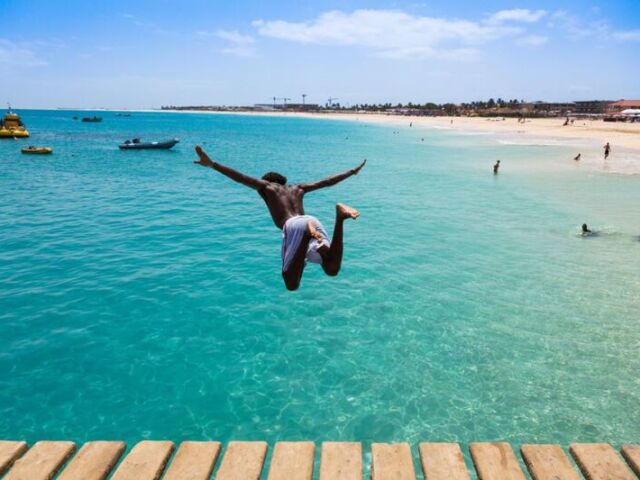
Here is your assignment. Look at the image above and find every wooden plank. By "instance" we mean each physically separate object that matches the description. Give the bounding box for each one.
[319,442,362,480]
[521,444,581,480]
[469,442,527,480]
[163,441,221,480]
[570,443,636,480]
[371,443,416,480]
[4,441,76,480]
[621,445,640,477]
[0,441,28,475]
[267,441,315,480]
[215,441,267,480]
[110,440,174,480]
[58,441,126,480]
[419,443,470,480]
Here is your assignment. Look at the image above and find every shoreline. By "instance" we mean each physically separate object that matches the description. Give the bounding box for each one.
[153,109,640,152]
[23,107,640,172]
[28,107,640,151]
[156,109,640,174]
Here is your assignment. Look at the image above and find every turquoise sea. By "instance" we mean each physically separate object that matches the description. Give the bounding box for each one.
[1,110,639,448]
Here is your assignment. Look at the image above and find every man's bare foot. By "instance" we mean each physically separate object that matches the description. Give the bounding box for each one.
[307,220,325,241]
[336,203,360,220]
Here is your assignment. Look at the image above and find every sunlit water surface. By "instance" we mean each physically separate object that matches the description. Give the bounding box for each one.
[1,111,639,450]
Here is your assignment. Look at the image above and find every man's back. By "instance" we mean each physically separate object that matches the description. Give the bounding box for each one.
[258,183,305,229]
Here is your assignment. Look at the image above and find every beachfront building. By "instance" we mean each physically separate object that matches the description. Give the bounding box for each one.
[530,102,576,116]
[573,100,612,115]
[607,99,640,112]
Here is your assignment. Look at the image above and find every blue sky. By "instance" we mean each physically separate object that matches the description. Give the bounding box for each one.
[1,0,639,108]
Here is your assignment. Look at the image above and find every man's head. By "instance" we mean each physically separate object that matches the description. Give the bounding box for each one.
[262,172,287,185]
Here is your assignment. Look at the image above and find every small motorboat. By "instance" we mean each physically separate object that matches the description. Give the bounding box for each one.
[119,138,179,150]
[82,116,102,122]
[21,146,53,154]
[0,106,29,138]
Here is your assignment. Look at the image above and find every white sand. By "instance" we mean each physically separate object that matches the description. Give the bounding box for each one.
[154,109,640,173]
[221,111,640,151]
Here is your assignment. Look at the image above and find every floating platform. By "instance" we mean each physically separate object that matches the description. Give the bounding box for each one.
[0,440,639,479]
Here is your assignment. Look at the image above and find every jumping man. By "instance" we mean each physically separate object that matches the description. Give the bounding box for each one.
[194,146,366,291]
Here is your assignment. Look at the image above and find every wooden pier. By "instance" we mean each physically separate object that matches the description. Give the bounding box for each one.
[1,440,639,479]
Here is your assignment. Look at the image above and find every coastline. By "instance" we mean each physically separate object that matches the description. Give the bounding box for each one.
[148,109,640,174]
[24,107,640,173]
[149,109,640,152]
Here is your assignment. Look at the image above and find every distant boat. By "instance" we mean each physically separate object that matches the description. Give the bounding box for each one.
[119,138,179,150]
[21,146,53,154]
[0,106,30,138]
[82,116,102,123]
[116,113,132,117]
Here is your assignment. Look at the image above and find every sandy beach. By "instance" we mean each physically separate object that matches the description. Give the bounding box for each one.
[153,108,640,173]
[189,110,640,152]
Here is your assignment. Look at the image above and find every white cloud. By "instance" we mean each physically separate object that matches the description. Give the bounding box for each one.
[486,9,547,24]
[548,11,610,40]
[516,34,548,47]
[202,30,257,57]
[0,39,48,67]
[253,9,526,60]
[612,30,640,41]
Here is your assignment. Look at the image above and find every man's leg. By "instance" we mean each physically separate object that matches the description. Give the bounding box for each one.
[282,231,311,291]
[320,203,359,277]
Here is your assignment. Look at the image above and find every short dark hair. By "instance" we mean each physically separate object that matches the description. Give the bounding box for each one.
[262,172,287,185]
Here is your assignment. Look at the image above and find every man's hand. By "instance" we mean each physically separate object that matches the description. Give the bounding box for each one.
[194,146,216,168]
[352,159,367,175]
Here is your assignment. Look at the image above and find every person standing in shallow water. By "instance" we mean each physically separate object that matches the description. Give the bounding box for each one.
[194,146,365,291]
[604,142,611,159]
[493,160,501,174]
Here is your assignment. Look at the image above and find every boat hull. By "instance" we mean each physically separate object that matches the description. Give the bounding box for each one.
[119,139,179,150]
[21,147,52,154]
[0,128,29,138]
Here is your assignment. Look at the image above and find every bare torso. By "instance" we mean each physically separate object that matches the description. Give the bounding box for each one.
[257,184,305,229]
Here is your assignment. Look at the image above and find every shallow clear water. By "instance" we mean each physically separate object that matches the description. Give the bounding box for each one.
[1,110,639,448]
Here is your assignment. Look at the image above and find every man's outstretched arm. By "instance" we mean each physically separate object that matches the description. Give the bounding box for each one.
[194,146,267,190]
[299,159,366,193]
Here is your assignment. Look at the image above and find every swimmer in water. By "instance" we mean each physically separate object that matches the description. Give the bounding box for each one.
[574,153,581,161]
[582,223,592,235]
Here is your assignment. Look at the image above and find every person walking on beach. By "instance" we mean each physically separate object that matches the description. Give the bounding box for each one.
[604,142,611,159]
[194,146,366,291]
[493,160,501,174]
